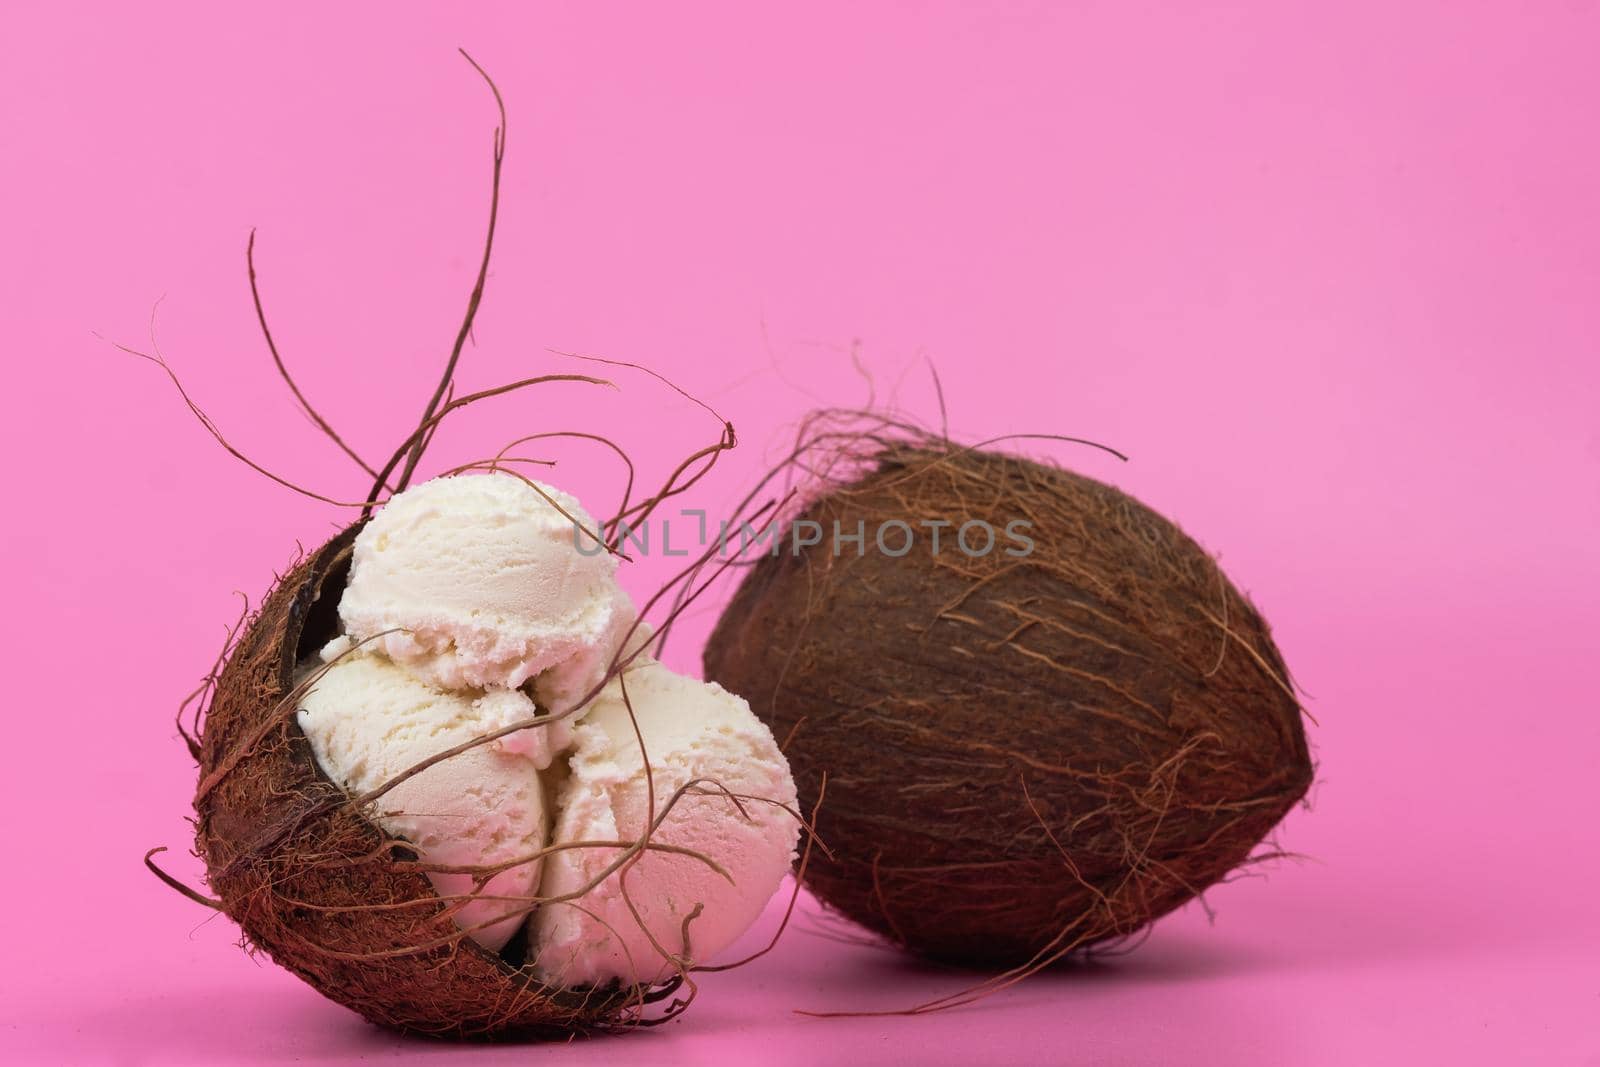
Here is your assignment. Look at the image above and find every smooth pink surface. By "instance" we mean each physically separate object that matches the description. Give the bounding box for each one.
[4,3,1598,1064]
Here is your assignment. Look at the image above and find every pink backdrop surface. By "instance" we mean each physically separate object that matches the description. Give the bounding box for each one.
[3,3,1597,1064]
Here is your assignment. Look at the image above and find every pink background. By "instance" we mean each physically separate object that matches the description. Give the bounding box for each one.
[3,2,1597,1063]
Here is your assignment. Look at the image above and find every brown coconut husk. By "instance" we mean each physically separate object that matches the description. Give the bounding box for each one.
[190,526,629,1036]
[704,432,1314,979]
[176,498,817,1036]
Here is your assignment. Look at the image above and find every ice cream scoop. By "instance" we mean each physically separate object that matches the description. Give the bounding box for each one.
[532,658,800,987]
[297,472,797,980]
[296,652,552,952]
[337,472,635,702]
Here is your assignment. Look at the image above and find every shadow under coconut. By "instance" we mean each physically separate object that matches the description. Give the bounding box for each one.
[784,860,1522,1012]
[790,922,1274,1000]
[784,890,1312,984]
[699,916,1305,1066]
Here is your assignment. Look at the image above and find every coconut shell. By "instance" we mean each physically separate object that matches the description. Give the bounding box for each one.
[703,443,1313,968]
[193,526,628,1037]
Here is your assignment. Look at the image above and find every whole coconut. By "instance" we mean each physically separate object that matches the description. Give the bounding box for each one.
[191,527,638,1037]
[704,441,1312,968]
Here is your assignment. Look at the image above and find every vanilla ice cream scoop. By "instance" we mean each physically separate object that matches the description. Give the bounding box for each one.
[338,472,635,699]
[297,653,552,952]
[532,659,800,987]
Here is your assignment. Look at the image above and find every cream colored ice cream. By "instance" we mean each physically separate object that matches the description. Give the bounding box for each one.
[532,658,800,987]
[337,472,636,705]
[296,472,797,980]
[296,653,552,952]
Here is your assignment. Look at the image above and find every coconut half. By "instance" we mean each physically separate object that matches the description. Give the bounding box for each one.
[193,526,638,1037]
